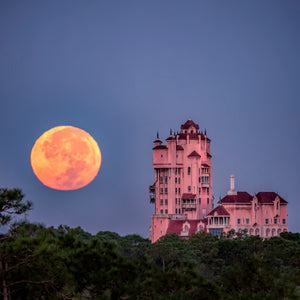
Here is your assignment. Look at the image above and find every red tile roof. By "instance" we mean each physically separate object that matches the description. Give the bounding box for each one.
[256,192,288,204]
[189,133,199,140]
[181,120,200,130]
[166,220,185,235]
[207,205,230,216]
[152,145,168,150]
[201,163,210,167]
[153,138,162,144]
[176,145,184,150]
[219,192,253,204]
[182,193,196,199]
[166,136,176,141]
[178,133,187,140]
[188,151,201,158]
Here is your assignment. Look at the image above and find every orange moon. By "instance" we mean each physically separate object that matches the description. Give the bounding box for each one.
[31,126,101,190]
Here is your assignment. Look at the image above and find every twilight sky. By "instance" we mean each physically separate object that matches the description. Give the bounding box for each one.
[0,1,299,237]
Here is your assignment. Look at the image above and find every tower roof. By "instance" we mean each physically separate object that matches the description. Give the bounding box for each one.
[188,150,201,158]
[219,192,253,204]
[256,192,288,204]
[181,119,199,130]
[207,205,230,216]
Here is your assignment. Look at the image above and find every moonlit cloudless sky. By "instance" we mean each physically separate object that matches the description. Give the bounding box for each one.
[0,1,299,236]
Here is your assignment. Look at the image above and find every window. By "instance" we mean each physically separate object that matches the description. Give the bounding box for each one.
[246,218,249,224]
[175,198,177,204]
[199,198,201,204]
[160,188,163,194]
[178,169,181,175]
[178,178,180,184]
[207,198,209,204]
[159,177,163,184]
[165,176,168,183]
[175,169,177,175]
[164,188,168,194]
[265,219,269,224]
[175,178,177,183]
[188,167,191,175]
[237,218,241,224]
[165,199,168,205]
[274,218,277,224]
[178,198,181,204]
[175,188,177,194]
[188,186,191,192]
[175,209,177,214]
[191,130,194,133]
[165,209,168,214]
[160,209,163,214]
[199,177,201,183]
[178,188,181,194]
[207,188,209,195]
[276,202,279,210]
[199,188,201,194]
[282,219,286,224]
[179,209,181,213]
[161,154,163,157]
[160,199,163,205]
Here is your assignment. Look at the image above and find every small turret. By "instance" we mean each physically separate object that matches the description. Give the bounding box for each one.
[227,175,237,195]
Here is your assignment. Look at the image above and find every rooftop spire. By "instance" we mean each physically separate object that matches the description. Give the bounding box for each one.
[227,175,237,195]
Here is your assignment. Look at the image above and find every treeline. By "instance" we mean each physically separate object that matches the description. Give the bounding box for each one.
[1,189,300,299]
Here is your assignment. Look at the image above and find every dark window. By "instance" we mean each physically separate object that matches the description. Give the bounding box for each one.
[160,209,163,214]
[178,178,180,184]
[199,177,201,183]
[165,199,168,205]
[207,198,209,204]
[175,188,177,194]
[175,178,177,183]
[237,218,241,224]
[175,208,177,214]
[165,176,168,183]
[178,198,181,204]
[274,218,277,224]
[160,188,163,194]
[282,219,286,224]
[276,202,279,210]
[199,198,201,204]
[160,199,163,205]
[175,198,177,204]
[175,169,177,175]
[165,188,168,194]
[188,167,191,175]
[265,219,269,224]
[246,218,249,224]
[178,169,181,175]
[207,188,209,194]
[161,154,163,158]
[199,188,201,194]
[178,188,181,194]
[188,186,191,192]
[179,209,181,213]
[165,209,168,214]
[159,177,163,184]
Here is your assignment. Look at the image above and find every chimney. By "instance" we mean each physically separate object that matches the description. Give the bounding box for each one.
[227,174,237,195]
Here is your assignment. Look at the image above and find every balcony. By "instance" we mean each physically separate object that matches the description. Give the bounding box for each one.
[149,196,155,204]
[201,182,209,188]
[182,203,196,210]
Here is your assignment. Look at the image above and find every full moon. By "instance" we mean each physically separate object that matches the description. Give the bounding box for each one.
[31,126,101,190]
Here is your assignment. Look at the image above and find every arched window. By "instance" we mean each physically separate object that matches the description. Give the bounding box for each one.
[184,225,189,232]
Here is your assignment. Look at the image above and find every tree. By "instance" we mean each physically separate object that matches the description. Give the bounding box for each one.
[0,188,32,226]
[0,188,32,300]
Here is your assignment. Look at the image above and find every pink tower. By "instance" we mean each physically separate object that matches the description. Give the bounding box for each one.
[149,120,213,242]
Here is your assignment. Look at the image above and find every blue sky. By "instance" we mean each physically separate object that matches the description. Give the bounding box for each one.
[0,1,299,236]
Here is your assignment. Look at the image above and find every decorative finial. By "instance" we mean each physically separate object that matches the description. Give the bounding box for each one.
[204,128,206,135]
[157,131,159,139]
[170,129,172,136]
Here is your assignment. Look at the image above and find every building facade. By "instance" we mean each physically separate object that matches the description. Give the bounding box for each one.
[149,120,288,242]
[149,119,213,242]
